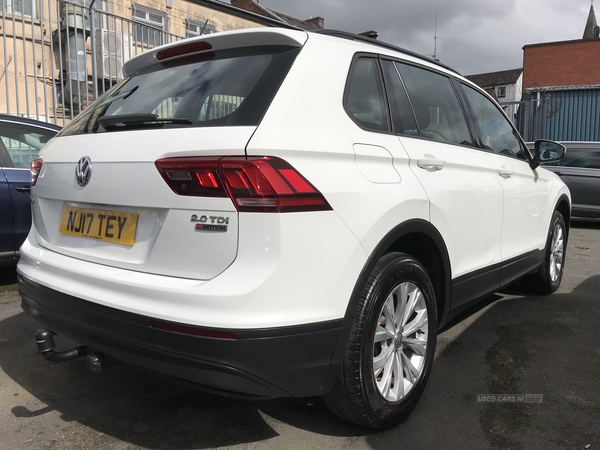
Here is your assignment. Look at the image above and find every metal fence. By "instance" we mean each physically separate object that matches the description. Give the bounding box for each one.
[1,0,184,126]
[516,89,600,142]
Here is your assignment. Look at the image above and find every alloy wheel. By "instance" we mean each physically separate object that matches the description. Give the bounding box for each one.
[373,281,429,402]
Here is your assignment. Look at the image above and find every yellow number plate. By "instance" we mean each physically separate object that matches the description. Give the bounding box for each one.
[59,206,138,246]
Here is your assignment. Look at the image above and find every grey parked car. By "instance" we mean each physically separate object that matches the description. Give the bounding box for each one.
[528,141,600,219]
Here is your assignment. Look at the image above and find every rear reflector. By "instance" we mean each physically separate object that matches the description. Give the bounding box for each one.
[31,158,43,186]
[151,321,238,340]
[155,156,332,213]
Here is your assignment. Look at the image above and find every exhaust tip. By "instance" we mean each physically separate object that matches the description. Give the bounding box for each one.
[85,353,105,372]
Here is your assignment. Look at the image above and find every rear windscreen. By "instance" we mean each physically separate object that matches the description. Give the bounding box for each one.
[59,45,300,136]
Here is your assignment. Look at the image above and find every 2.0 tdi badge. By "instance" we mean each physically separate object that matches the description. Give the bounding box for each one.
[191,214,229,232]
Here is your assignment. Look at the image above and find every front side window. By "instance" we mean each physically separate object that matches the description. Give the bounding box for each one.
[396,63,473,146]
[462,83,526,159]
[344,57,388,132]
[132,4,168,47]
[59,46,301,136]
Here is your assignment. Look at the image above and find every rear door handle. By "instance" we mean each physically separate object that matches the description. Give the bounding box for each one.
[417,158,445,171]
[498,168,514,179]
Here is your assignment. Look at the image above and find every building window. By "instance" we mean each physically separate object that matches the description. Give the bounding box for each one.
[185,19,216,38]
[2,0,37,18]
[497,86,506,98]
[132,4,168,47]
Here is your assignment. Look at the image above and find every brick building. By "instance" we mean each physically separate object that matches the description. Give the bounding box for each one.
[523,39,600,89]
[518,3,600,141]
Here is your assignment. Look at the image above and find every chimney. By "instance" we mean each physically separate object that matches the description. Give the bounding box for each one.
[305,16,324,27]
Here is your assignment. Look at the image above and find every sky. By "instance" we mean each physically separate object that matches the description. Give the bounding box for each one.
[259,0,595,76]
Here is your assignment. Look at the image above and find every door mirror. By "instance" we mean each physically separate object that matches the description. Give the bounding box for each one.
[530,140,566,169]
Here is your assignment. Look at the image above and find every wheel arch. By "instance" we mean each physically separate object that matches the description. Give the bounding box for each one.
[322,219,451,393]
[555,193,571,240]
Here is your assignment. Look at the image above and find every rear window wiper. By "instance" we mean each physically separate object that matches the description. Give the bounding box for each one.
[99,114,192,129]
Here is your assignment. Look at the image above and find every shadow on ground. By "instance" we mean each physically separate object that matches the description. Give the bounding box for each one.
[1,276,598,448]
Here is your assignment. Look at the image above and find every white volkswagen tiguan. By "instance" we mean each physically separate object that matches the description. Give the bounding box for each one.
[18,28,570,429]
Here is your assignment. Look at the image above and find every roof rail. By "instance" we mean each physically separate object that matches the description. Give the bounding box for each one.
[312,29,460,75]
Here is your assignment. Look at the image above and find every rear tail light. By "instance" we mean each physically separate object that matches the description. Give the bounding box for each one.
[155,156,332,213]
[31,158,43,186]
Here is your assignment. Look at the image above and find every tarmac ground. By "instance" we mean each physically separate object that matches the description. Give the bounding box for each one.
[1,220,599,450]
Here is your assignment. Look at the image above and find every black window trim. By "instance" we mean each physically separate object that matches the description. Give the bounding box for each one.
[450,78,487,150]
[379,57,419,137]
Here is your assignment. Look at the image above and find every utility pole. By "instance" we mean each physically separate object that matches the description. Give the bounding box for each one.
[433,11,438,61]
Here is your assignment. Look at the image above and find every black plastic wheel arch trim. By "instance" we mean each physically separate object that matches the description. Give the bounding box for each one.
[321,219,452,395]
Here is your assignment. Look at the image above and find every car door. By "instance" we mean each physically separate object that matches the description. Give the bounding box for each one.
[552,146,600,217]
[459,83,553,284]
[384,61,504,307]
[0,120,58,257]
[0,143,18,261]
[0,167,16,263]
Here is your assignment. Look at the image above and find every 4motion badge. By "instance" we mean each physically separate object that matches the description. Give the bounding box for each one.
[191,214,229,232]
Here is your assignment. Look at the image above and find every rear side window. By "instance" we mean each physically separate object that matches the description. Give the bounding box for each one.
[59,46,300,136]
[560,148,600,168]
[344,57,389,132]
[396,63,473,146]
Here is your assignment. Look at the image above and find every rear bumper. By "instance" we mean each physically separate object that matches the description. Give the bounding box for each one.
[19,274,342,399]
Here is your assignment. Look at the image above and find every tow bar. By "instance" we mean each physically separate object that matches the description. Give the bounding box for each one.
[35,329,106,372]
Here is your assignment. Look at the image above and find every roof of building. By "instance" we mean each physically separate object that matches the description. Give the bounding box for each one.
[229,0,324,31]
[189,0,298,29]
[525,84,600,92]
[268,10,324,30]
[465,68,523,88]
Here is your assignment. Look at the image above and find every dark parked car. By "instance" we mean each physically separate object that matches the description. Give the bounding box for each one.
[528,141,600,218]
[0,115,60,265]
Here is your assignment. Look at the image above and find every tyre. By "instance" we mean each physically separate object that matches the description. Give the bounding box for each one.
[323,252,437,429]
[528,210,567,294]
